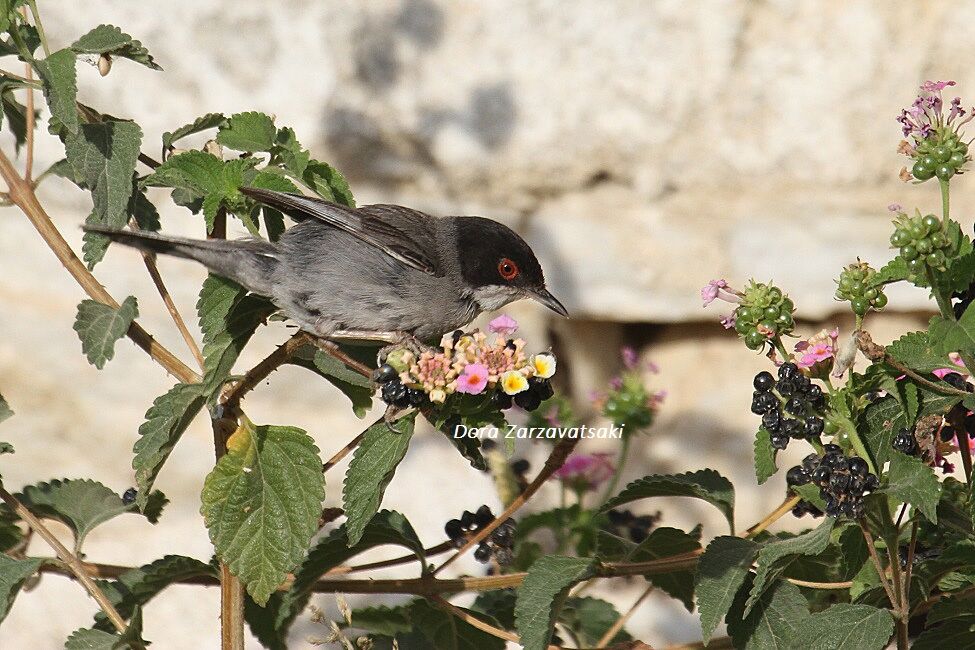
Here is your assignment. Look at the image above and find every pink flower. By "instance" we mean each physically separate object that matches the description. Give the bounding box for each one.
[887,203,902,212]
[921,80,956,93]
[554,453,616,489]
[621,346,638,369]
[456,363,489,394]
[720,313,736,330]
[795,328,839,370]
[701,279,742,307]
[488,314,518,336]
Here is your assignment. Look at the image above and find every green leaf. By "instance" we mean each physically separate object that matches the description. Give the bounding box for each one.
[863,388,961,468]
[270,127,310,178]
[73,297,138,369]
[287,344,374,417]
[1,86,30,152]
[132,382,206,509]
[346,604,413,637]
[932,302,975,358]
[696,536,760,643]
[913,618,975,650]
[216,112,276,152]
[939,249,975,297]
[64,120,143,267]
[0,555,40,624]
[885,450,942,523]
[927,595,975,626]
[94,555,216,631]
[559,597,632,646]
[514,556,595,650]
[0,392,12,424]
[246,169,299,241]
[195,275,276,399]
[887,331,951,374]
[247,510,425,649]
[303,160,355,207]
[35,48,78,134]
[16,479,165,552]
[71,24,161,70]
[343,416,416,545]
[789,604,893,650]
[408,599,506,650]
[629,526,702,610]
[65,607,146,649]
[727,578,809,650]
[746,518,834,617]
[870,256,909,286]
[201,419,325,605]
[128,180,159,231]
[754,427,778,484]
[601,468,735,533]
[162,113,227,152]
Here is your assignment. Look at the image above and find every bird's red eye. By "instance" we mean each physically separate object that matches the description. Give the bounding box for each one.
[498,258,519,281]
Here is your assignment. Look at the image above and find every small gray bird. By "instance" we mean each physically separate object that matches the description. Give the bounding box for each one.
[85,187,568,342]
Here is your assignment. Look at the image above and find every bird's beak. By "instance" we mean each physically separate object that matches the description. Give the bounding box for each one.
[530,288,569,318]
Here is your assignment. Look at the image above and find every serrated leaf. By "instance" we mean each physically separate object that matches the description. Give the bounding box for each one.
[287,344,374,417]
[71,24,161,70]
[788,603,893,649]
[601,469,735,533]
[35,48,78,134]
[931,303,975,358]
[128,181,159,232]
[886,450,941,523]
[913,618,975,650]
[16,479,165,552]
[65,606,146,650]
[630,526,702,610]
[73,297,138,369]
[1,88,30,152]
[270,127,310,178]
[65,120,142,267]
[94,555,216,631]
[246,169,299,241]
[195,275,275,399]
[927,595,975,626]
[0,555,40,624]
[201,419,325,605]
[408,599,506,650]
[0,392,11,424]
[887,331,951,374]
[132,382,206,509]
[939,250,975,297]
[216,112,276,152]
[343,416,416,545]
[303,160,355,207]
[754,427,777,484]
[864,388,960,468]
[514,556,595,650]
[727,578,809,650]
[162,113,227,152]
[745,518,834,617]
[870,256,909,286]
[556,596,632,646]
[696,536,760,643]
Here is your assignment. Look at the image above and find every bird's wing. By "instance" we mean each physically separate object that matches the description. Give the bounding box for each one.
[240,187,440,275]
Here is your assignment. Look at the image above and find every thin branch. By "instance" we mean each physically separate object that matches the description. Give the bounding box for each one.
[0,485,128,633]
[0,149,200,384]
[22,58,34,182]
[434,437,579,575]
[324,541,453,576]
[306,336,374,378]
[430,596,520,644]
[220,331,310,410]
[855,330,967,397]
[859,522,897,608]
[323,430,367,473]
[25,0,50,57]
[786,578,853,589]
[741,495,800,539]
[596,584,653,647]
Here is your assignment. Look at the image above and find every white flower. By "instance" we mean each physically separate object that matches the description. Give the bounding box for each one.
[429,388,447,403]
[532,353,557,379]
[500,370,529,395]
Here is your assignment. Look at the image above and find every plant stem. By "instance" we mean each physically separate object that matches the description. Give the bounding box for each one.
[742,495,800,538]
[596,584,653,647]
[25,0,49,57]
[322,430,367,473]
[940,178,951,221]
[22,58,33,182]
[220,331,309,410]
[600,432,631,503]
[0,484,128,633]
[859,522,897,609]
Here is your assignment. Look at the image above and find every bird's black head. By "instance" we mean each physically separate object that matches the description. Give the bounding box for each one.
[454,216,568,317]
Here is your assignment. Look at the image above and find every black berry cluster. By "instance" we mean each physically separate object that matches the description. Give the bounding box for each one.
[605,509,661,543]
[492,377,553,412]
[751,363,826,450]
[444,505,516,566]
[787,447,879,519]
[373,363,426,408]
[732,282,795,350]
[889,211,955,276]
[910,133,969,182]
[834,261,888,316]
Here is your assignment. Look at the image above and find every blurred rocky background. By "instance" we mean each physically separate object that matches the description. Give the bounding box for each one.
[0,0,970,647]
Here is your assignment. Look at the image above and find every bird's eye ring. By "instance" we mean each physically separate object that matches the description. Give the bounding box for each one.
[498,258,519,281]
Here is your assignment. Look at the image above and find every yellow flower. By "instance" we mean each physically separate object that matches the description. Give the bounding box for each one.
[532,353,556,379]
[429,389,447,403]
[500,370,529,395]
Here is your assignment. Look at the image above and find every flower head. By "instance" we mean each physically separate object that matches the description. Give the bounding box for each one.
[532,353,557,379]
[795,328,839,375]
[553,452,616,490]
[456,363,489,395]
[500,370,529,395]
[701,279,736,306]
[488,314,519,336]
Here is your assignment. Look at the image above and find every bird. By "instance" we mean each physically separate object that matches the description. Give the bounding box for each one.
[84,187,568,344]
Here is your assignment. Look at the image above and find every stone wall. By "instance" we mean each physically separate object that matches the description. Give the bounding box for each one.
[0,1,969,647]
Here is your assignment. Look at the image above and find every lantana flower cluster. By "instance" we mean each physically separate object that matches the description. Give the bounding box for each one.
[898,80,973,182]
[702,279,795,350]
[378,315,556,407]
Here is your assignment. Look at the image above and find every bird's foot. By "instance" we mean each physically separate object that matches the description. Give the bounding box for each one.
[376,332,436,366]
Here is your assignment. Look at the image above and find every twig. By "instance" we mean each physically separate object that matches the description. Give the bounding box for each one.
[0,485,128,633]
[220,331,310,410]
[596,584,653,647]
[306,336,374,378]
[855,330,967,397]
[323,430,367,473]
[741,495,800,539]
[433,437,578,575]
[22,58,34,182]
[25,0,50,57]
[0,149,200,384]
[325,542,453,576]
[430,596,520,644]
[786,578,853,589]
[859,522,897,609]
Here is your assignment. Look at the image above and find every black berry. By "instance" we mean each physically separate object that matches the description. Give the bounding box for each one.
[753,371,775,392]
[892,429,917,455]
[474,543,492,562]
[122,487,137,505]
[786,465,810,486]
[372,364,398,384]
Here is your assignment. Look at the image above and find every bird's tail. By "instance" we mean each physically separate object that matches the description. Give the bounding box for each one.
[83,226,279,296]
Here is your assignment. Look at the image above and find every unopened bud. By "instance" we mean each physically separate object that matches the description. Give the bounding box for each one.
[97,54,112,76]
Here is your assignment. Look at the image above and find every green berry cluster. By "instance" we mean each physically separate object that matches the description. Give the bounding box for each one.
[889,211,955,276]
[732,281,794,350]
[911,132,969,181]
[834,261,888,316]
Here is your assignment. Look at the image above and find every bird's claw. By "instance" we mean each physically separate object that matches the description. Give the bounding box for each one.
[377,332,436,366]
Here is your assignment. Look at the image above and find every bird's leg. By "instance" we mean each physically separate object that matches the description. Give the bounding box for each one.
[329,329,435,365]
